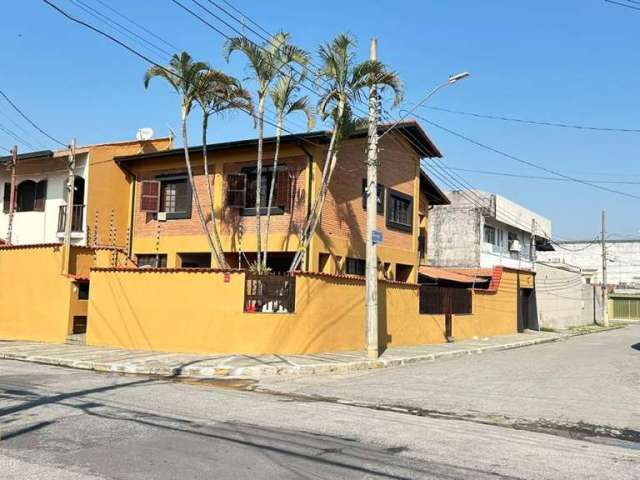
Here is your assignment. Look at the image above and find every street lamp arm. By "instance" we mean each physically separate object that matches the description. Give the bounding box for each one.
[378,72,470,142]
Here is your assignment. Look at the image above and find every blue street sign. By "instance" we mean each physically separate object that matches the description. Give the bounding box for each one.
[372,230,383,245]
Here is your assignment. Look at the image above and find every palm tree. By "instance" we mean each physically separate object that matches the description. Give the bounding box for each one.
[144,52,220,266]
[263,74,315,269]
[289,34,403,272]
[223,32,308,273]
[194,69,254,269]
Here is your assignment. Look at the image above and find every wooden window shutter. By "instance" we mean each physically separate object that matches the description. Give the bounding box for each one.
[140,180,161,212]
[275,167,292,211]
[34,180,47,212]
[227,173,246,208]
[3,183,10,214]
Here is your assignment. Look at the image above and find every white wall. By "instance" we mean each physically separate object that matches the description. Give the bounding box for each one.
[0,155,88,245]
[538,240,640,287]
[480,217,534,270]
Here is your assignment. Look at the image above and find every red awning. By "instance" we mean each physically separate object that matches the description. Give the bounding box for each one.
[419,266,489,285]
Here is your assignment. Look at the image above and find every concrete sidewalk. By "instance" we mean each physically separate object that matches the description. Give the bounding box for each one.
[0,329,591,378]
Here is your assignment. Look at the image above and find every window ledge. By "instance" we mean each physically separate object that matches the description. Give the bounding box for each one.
[239,207,284,217]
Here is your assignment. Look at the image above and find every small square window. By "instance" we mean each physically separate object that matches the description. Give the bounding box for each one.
[345,257,366,276]
[386,189,413,232]
[361,179,385,214]
[137,254,168,268]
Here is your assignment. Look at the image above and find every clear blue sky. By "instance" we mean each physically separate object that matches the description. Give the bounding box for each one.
[2,1,640,239]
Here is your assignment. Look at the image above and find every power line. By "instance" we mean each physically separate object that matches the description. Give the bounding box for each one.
[424,105,640,133]
[169,0,318,132]
[93,0,181,52]
[0,89,67,147]
[605,0,640,12]
[411,112,640,201]
[67,0,173,60]
[0,121,41,151]
[435,165,640,185]
[0,145,10,153]
[41,0,324,150]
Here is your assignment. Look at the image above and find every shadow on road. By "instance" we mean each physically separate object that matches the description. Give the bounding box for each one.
[0,377,524,480]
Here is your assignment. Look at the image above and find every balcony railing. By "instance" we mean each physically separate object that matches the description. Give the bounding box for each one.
[58,204,85,233]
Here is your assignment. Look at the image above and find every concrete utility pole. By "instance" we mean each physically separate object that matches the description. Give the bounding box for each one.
[530,218,536,270]
[62,139,76,275]
[365,38,380,360]
[6,145,17,245]
[601,210,609,326]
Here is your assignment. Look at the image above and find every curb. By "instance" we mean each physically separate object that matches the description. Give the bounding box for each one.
[0,334,568,379]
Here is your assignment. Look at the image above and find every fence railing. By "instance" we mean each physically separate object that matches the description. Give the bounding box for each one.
[244,273,296,313]
[58,204,85,233]
[419,285,472,315]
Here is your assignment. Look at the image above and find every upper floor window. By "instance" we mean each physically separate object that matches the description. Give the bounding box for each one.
[484,225,497,245]
[345,257,366,276]
[226,165,292,216]
[139,174,192,220]
[3,180,47,213]
[361,179,385,214]
[386,189,413,232]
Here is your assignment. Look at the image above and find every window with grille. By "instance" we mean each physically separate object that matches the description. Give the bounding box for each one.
[361,179,385,214]
[386,189,413,232]
[136,254,168,268]
[484,225,497,245]
[227,165,293,216]
[345,257,366,276]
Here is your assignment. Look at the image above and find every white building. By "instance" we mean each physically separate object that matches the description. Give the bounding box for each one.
[428,190,553,270]
[1,149,88,246]
[538,239,640,287]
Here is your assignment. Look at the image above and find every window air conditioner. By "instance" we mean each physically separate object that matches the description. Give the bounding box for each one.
[508,240,521,252]
[157,212,167,222]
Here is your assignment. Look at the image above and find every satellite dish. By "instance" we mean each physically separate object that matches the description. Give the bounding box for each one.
[136,128,154,141]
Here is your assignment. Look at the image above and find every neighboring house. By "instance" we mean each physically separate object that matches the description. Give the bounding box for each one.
[0,137,173,248]
[428,190,553,271]
[538,238,640,287]
[115,121,449,281]
[534,261,602,329]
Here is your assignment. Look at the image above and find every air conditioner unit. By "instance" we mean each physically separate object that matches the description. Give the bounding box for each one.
[157,212,167,222]
[508,240,521,252]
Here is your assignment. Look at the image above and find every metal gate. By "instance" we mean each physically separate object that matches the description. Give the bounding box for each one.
[611,296,640,320]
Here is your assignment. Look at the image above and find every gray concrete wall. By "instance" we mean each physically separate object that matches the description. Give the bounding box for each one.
[427,206,480,267]
[535,263,595,329]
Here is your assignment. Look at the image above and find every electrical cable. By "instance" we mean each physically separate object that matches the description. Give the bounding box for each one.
[423,105,640,133]
[0,89,67,147]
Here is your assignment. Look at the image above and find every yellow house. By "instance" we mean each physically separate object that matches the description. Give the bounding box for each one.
[115,121,449,281]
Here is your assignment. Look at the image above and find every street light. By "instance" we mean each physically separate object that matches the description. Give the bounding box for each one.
[378,71,470,141]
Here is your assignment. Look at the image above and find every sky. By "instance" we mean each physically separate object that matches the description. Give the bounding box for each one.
[1,0,640,240]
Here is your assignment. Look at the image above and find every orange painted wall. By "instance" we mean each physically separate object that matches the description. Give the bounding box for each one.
[86,138,172,249]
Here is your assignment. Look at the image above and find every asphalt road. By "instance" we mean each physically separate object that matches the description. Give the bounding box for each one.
[0,326,638,479]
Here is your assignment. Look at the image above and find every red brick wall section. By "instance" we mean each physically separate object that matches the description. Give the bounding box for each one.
[319,137,418,253]
[133,156,307,242]
[220,156,307,238]
[134,166,210,238]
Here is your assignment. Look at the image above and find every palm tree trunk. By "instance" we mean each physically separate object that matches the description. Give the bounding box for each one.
[255,95,266,273]
[263,118,283,270]
[289,108,342,272]
[201,113,229,269]
[181,106,218,265]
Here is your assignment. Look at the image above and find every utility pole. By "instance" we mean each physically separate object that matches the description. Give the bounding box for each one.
[601,210,609,326]
[530,218,536,270]
[62,139,76,275]
[365,38,380,360]
[5,145,17,245]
